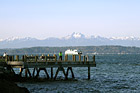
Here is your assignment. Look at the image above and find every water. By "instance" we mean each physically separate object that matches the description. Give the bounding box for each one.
[17,54,140,93]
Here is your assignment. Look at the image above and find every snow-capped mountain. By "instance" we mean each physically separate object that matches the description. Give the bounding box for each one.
[63,32,85,39]
[4,37,37,42]
[109,36,140,40]
[0,32,140,49]
[71,32,85,38]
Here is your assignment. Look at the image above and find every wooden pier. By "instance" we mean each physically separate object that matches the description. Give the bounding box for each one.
[0,54,96,80]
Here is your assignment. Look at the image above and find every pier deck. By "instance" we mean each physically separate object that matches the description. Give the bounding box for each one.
[0,54,96,80]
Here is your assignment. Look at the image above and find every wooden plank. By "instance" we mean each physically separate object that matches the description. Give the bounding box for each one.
[65,54,68,61]
[15,55,19,61]
[79,55,81,61]
[7,61,24,66]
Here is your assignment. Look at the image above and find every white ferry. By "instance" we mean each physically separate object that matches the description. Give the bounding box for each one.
[65,49,82,55]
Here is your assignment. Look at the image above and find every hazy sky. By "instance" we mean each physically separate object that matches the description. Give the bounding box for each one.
[0,0,140,39]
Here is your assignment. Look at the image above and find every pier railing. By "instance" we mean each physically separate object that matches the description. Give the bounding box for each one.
[0,54,95,63]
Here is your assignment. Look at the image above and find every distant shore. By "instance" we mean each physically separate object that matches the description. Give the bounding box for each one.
[0,46,140,55]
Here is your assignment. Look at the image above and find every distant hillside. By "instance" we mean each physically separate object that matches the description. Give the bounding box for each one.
[0,46,140,55]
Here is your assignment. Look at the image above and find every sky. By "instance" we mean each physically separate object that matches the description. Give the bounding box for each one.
[0,0,140,39]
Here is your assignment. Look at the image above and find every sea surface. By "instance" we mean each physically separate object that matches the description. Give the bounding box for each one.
[17,54,140,93]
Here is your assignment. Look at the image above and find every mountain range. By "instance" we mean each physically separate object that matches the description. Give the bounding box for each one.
[1,32,140,49]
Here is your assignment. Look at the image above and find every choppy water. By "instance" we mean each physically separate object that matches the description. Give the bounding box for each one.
[17,54,140,93]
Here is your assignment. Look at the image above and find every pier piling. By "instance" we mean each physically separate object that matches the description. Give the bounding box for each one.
[54,67,67,80]
[51,67,53,79]
[88,67,90,80]
[66,67,75,78]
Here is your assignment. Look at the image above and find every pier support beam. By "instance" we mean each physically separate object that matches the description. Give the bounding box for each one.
[36,68,50,79]
[32,68,38,77]
[51,67,53,79]
[6,65,15,74]
[66,67,75,78]
[19,68,32,78]
[54,67,67,80]
[25,69,28,77]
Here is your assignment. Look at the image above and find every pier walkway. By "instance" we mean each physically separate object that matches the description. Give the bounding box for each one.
[0,54,96,80]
